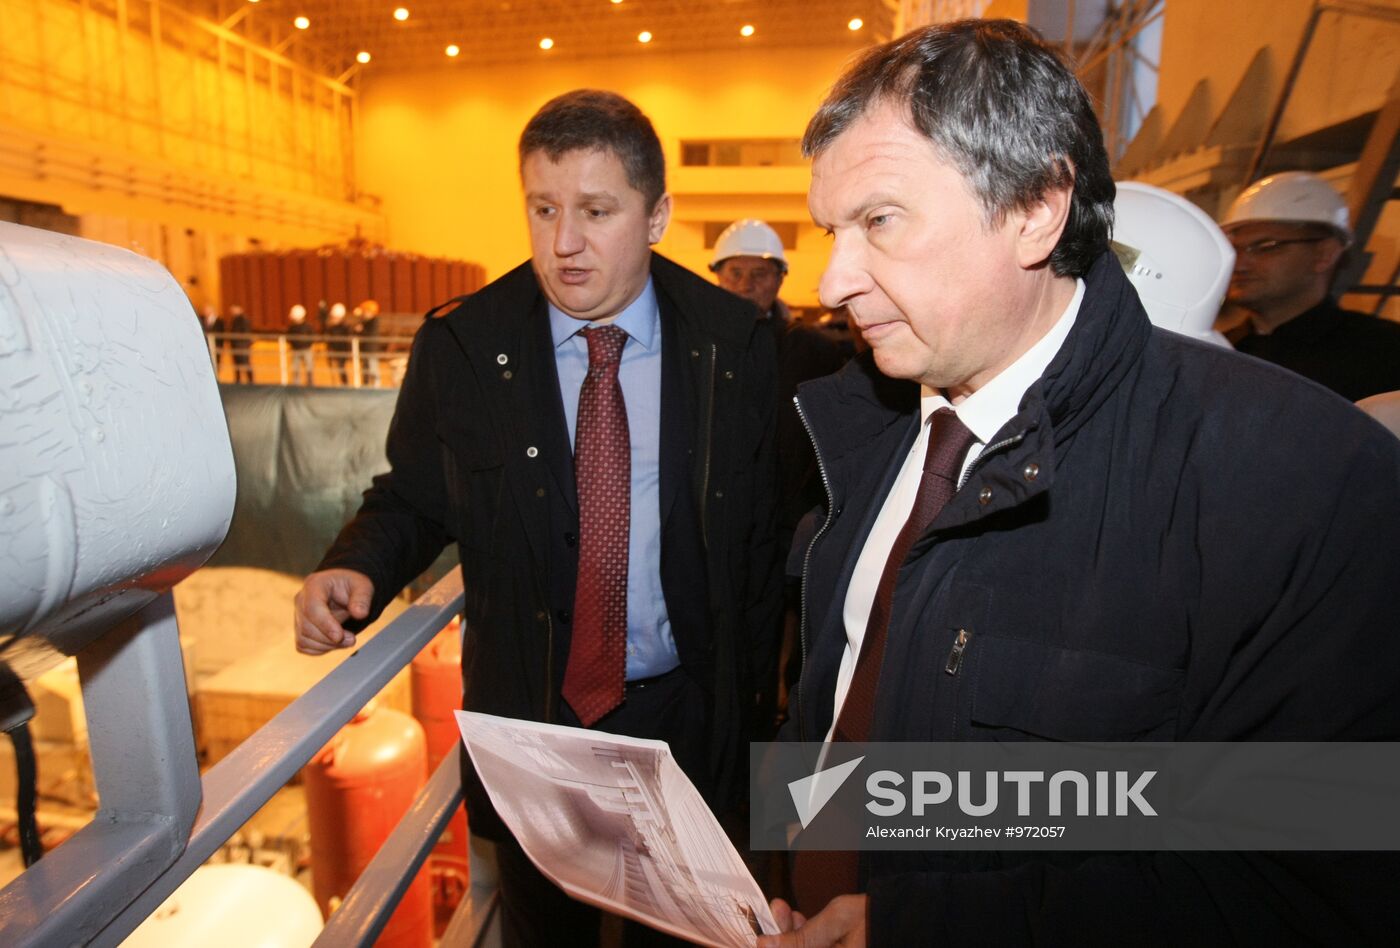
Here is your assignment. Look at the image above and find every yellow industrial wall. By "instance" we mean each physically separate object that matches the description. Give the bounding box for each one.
[0,0,381,308]
[1148,0,1400,317]
[356,45,868,306]
[1156,0,1400,144]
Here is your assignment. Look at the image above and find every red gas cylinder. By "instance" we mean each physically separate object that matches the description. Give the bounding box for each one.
[411,620,470,935]
[304,703,432,948]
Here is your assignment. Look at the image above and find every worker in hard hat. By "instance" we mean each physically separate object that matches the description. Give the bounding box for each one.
[325,302,352,385]
[1221,171,1400,400]
[286,304,315,385]
[1112,182,1233,348]
[354,299,382,387]
[710,219,845,735]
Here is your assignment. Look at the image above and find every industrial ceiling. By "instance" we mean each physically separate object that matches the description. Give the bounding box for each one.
[187,0,898,77]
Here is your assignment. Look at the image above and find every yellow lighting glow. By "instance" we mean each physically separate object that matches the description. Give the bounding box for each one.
[638,30,652,44]
[740,24,755,37]
[539,37,555,50]
[293,15,310,30]
[611,0,623,5]
[445,44,460,57]
[848,17,864,31]
[394,7,410,21]
[356,51,371,63]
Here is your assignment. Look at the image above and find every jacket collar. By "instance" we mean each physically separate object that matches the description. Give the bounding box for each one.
[1243,297,1341,346]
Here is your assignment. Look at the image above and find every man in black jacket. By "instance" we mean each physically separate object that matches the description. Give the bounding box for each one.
[1222,171,1400,401]
[761,20,1400,948]
[294,90,780,946]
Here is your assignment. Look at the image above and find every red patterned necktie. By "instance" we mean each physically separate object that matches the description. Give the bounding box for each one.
[791,407,977,914]
[561,325,631,726]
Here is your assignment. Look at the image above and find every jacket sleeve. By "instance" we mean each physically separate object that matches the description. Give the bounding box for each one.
[316,319,457,627]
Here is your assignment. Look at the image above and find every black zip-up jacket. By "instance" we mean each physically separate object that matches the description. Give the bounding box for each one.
[789,251,1400,944]
[1235,297,1400,402]
[320,253,781,839]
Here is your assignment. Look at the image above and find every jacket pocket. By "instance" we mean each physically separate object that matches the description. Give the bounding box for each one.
[968,636,1183,741]
[436,417,504,552]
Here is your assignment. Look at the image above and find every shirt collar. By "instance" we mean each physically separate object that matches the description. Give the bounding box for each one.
[548,277,659,352]
[920,277,1085,443]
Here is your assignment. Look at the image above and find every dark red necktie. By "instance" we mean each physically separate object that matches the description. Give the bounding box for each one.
[791,408,977,914]
[562,325,631,727]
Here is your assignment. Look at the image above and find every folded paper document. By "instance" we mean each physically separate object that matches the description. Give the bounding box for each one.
[455,711,778,947]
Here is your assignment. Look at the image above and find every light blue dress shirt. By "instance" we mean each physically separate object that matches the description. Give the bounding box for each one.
[549,279,678,680]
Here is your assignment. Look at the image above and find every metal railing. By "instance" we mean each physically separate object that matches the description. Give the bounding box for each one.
[0,571,496,946]
[204,332,416,387]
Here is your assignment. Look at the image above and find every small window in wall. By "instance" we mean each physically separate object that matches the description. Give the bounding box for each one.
[680,139,805,167]
[703,221,799,249]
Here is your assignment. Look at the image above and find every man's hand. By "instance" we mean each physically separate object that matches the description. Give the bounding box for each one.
[758,896,867,948]
[294,569,374,655]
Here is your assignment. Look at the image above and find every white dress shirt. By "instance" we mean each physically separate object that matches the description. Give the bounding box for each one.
[825,279,1085,740]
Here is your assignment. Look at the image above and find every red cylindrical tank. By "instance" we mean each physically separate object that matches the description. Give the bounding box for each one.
[304,704,432,948]
[411,620,470,935]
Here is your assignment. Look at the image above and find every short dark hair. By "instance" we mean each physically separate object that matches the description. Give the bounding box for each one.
[803,19,1114,278]
[519,89,667,210]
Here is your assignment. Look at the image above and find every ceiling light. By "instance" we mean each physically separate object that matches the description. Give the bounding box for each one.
[539,37,555,50]
[848,17,864,31]
[293,15,310,30]
[638,30,652,44]
[611,0,623,5]
[740,24,755,38]
[445,44,460,57]
[393,7,410,21]
[356,51,371,64]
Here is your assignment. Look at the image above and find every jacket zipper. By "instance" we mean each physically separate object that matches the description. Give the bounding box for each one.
[956,432,1025,492]
[793,395,836,744]
[944,628,970,675]
[698,343,717,550]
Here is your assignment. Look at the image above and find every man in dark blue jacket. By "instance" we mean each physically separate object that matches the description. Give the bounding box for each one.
[762,19,1400,948]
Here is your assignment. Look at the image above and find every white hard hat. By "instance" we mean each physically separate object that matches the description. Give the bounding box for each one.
[710,219,787,273]
[1221,171,1351,242]
[1112,182,1234,348]
[289,304,307,320]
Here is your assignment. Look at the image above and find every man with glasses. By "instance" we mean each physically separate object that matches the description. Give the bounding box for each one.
[1223,171,1400,400]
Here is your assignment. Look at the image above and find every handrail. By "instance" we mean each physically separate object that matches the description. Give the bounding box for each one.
[84,570,466,947]
[0,593,201,948]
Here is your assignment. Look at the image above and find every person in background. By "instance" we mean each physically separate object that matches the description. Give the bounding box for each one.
[355,299,383,387]
[199,304,225,373]
[292,89,780,947]
[228,304,253,384]
[763,19,1400,947]
[324,302,352,385]
[710,219,845,736]
[286,303,315,385]
[1222,171,1400,400]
